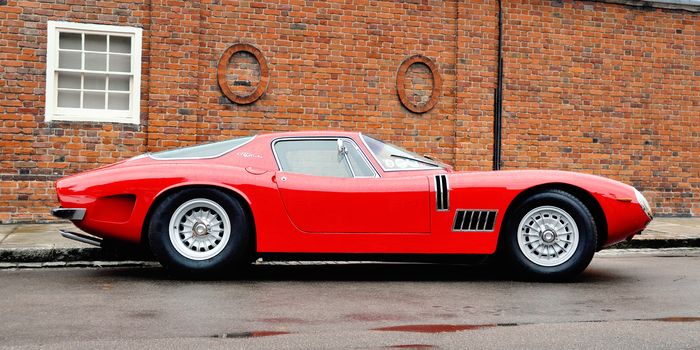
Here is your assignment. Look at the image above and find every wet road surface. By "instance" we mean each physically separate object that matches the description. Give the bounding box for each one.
[0,249,699,349]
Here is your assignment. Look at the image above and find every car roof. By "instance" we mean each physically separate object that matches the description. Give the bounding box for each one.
[253,130,362,141]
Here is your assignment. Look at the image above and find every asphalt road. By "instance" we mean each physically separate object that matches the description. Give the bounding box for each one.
[0,249,699,350]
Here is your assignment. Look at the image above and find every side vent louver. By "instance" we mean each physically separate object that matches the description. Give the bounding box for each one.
[453,210,497,232]
[434,175,449,211]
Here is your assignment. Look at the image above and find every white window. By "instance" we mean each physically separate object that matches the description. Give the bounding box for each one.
[45,21,142,124]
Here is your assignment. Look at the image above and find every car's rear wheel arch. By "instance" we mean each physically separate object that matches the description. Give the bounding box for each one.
[141,185,256,253]
[498,183,607,251]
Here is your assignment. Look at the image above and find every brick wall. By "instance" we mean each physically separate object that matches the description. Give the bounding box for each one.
[501,0,700,216]
[0,0,697,222]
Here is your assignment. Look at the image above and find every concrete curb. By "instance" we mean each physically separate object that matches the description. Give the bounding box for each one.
[0,261,159,269]
[0,239,698,264]
[608,238,700,250]
[0,247,153,263]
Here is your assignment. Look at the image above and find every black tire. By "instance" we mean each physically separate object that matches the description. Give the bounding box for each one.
[501,190,597,281]
[148,188,252,276]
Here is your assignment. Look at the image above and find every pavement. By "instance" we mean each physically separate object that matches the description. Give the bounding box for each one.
[0,217,699,266]
[1,251,700,349]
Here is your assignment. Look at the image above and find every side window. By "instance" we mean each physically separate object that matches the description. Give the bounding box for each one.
[274,139,377,178]
[275,140,353,178]
[342,140,376,177]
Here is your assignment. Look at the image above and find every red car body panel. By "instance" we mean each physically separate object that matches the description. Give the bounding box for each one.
[277,173,431,233]
[54,131,651,255]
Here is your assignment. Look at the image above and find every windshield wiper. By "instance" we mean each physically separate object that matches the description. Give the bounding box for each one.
[389,154,439,167]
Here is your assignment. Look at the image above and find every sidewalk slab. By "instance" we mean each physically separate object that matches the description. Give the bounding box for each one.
[0,225,18,244]
[637,218,700,240]
[0,217,698,263]
[1,223,90,248]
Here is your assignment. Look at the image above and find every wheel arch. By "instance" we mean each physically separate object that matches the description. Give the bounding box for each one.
[140,184,257,252]
[499,183,608,251]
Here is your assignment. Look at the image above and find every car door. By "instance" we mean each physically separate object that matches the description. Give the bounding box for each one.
[273,137,430,234]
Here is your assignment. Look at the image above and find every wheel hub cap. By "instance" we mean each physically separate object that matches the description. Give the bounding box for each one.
[542,230,556,243]
[193,223,207,237]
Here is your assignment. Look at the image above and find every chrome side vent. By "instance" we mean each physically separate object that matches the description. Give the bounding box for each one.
[453,210,497,232]
[434,174,449,211]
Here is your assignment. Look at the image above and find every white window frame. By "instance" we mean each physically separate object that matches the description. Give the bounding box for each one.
[45,21,142,124]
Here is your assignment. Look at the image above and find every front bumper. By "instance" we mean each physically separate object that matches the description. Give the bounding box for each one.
[51,208,86,221]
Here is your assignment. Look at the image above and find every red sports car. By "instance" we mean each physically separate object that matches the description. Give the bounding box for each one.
[52,131,652,280]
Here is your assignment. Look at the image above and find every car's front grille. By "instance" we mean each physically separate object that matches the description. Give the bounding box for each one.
[435,174,449,211]
[453,210,497,232]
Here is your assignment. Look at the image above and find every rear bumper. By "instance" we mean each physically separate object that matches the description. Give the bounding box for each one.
[51,208,86,221]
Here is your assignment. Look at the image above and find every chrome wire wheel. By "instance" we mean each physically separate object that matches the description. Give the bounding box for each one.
[516,205,579,267]
[168,198,231,261]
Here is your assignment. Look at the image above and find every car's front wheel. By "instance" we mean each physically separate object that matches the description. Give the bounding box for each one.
[148,188,252,275]
[502,190,597,281]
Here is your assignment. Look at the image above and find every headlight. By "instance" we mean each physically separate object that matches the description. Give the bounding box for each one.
[634,188,653,219]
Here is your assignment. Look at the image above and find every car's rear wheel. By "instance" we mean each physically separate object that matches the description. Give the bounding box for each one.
[148,188,251,275]
[502,190,597,281]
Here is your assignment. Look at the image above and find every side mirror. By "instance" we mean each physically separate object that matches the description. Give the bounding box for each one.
[337,139,347,155]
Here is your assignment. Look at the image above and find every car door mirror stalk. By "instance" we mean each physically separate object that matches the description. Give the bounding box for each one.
[337,139,347,155]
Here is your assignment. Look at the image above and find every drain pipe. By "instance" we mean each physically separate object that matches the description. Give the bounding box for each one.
[493,0,504,171]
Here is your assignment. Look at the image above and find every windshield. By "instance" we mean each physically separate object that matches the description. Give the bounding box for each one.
[150,136,254,160]
[361,134,443,171]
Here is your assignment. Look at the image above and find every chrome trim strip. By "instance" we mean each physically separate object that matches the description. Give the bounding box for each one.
[359,133,444,173]
[454,210,465,228]
[434,174,449,211]
[51,208,86,221]
[434,175,440,210]
[452,209,499,232]
[59,229,102,247]
[444,175,450,211]
[148,135,256,160]
[129,154,150,161]
[271,136,379,178]
[340,140,357,178]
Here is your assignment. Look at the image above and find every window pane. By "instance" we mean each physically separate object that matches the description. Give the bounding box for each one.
[58,32,81,50]
[57,72,81,89]
[84,74,106,90]
[152,137,254,159]
[85,52,107,71]
[109,36,131,53]
[108,93,129,110]
[57,90,80,108]
[108,75,130,91]
[362,135,441,171]
[58,51,81,69]
[109,54,130,72]
[83,91,105,109]
[344,140,375,177]
[275,140,353,178]
[85,34,107,52]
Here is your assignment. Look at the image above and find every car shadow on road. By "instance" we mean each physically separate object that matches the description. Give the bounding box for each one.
[92,261,628,284]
